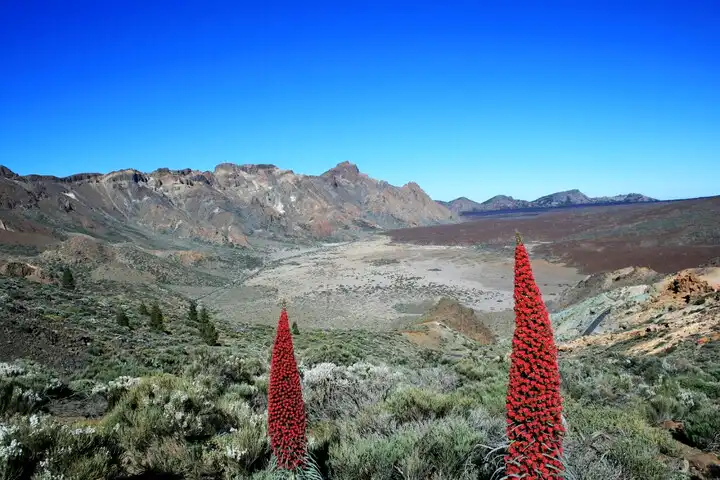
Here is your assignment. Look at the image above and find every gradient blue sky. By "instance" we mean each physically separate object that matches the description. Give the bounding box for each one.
[1,1,718,202]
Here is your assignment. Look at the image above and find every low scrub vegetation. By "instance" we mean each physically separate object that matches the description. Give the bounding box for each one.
[0,239,718,479]
[2,342,706,479]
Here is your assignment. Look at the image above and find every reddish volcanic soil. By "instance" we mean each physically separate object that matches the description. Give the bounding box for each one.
[386,197,720,274]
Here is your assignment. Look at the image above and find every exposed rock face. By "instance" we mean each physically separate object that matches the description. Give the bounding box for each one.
[0,162,454,248]
[551,266,662,311]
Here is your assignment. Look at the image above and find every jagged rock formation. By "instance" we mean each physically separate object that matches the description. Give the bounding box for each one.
[0,161,454,248]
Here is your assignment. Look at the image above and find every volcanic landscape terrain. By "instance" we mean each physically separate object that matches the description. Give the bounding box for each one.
[1,164,719,479]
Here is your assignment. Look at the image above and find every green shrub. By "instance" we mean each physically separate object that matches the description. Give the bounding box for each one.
[209,412,269,476]
[124,437,211,477]
[683,404,720,450]
[0,414,120,480]
[115,308,130,328]
[383,388,457,423]
[565,401,678,480]
[328,416,502,480]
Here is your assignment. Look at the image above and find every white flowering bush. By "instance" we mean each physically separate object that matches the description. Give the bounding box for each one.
[0,361,70,417]
[209,401,269,477]
[301,361,405,421]
[0,362,26,378]
[0,382,47,416]
[677,388,696,408]
[0,414,119,479]
[0,422,22,476]
[183,352,266,388]
[103,374,232,449]
[90,375,141,407]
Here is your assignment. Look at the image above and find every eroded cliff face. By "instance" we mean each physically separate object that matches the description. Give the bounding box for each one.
[0,161,454,248]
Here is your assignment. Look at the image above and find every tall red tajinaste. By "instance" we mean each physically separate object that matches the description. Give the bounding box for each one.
[505,233,565,478]
[267,307,307,470]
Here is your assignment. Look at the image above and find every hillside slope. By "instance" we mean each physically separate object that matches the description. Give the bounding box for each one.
[0,161,454,250]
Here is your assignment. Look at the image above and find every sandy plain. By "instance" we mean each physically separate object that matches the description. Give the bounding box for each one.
[187,235,585,331]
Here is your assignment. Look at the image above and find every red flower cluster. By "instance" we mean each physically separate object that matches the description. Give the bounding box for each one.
[505,233,565,478]
[267,307,307,470]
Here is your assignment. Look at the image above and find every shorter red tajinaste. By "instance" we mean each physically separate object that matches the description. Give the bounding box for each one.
[267,307,307,470]
[505,233,565,478]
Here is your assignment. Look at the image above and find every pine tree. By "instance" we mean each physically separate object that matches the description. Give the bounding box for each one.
[150,303,164,331]
[199,306,210,324]
[61,267,75,290]
[116,308,130,328]
[188,300,198,323]
[505,232,565,478]
[195,306,218,345]
[267,307,307,470]
[200,320,219,346]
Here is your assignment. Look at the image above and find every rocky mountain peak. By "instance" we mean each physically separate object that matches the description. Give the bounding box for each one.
[322,161,361,178]
[0,166,18,179]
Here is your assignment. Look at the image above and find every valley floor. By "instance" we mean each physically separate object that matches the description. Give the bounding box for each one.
[170,235,585,331]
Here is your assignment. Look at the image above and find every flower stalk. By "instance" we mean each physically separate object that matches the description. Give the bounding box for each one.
[505,232,565,478]
[268,306,308,470]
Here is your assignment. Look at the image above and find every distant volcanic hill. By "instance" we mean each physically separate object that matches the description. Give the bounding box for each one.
[437,189,657,214]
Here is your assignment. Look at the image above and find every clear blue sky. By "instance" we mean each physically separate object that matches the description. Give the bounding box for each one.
[1,1,718,202]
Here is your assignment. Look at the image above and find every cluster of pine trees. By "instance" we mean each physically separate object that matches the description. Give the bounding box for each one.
[59,266,220,346]
[187,300,219,345]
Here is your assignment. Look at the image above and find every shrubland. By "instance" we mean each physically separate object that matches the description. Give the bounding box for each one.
[0,260,717,479]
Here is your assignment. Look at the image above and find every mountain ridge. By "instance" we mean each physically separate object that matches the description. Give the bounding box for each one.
[0,161,455,250]
[438,189,658,214]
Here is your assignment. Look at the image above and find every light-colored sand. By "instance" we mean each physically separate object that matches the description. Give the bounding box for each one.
[201,236,585,332]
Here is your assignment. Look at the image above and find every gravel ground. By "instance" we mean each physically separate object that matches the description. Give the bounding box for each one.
[190,236,585,331]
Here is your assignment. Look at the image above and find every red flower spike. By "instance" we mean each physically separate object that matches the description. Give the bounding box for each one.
[505,233,565,478]
[267,307,307,470]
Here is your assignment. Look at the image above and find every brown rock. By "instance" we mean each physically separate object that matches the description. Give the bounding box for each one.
[0,261,51,283]
[417,297,497,345]
[687,452,720,479]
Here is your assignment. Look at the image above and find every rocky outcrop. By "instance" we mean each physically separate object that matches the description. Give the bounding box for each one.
[555,267,720,351]
[416,297,496,345]
[0,261,51,283]
[0,162,454,248]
